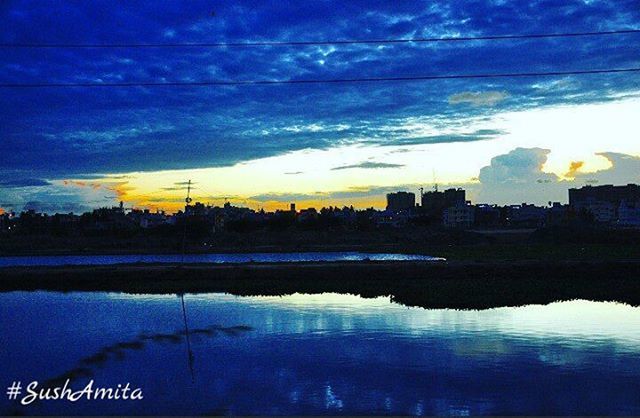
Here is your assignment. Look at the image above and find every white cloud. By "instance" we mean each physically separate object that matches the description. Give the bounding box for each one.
[448,91,509,107]
[475,148,640,205]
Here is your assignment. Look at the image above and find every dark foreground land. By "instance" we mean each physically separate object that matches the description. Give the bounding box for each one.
[4,225,640,260]
[2,260,640,310]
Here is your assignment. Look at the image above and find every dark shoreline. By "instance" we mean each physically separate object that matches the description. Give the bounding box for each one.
[3,242,640,262]
[0,244,406,257]
[2,260,639,310]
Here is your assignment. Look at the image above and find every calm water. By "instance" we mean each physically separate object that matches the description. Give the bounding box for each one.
[0,252,442,267]
[1,292,639,415]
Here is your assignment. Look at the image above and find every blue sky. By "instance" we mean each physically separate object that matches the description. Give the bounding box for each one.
[1,0,639,213]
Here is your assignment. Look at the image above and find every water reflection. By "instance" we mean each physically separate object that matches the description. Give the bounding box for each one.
[1,292,639,415]
[43,324,253,390]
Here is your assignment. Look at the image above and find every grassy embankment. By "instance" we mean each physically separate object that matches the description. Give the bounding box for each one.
[1,226,639,310]
[1,259,639,310]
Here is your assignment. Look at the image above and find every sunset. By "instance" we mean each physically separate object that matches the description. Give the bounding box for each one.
[2,1,640,416]
[1,1,639,214]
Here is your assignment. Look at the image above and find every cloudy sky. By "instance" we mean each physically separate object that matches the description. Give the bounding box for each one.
[1,0,639,213]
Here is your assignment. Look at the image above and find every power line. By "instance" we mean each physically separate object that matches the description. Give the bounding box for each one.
[1,29,639,49]
[1,67,639,88]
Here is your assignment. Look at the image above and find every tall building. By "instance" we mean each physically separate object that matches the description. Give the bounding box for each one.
[569,184,640,223]
[421,188,466,216]
[386,191,416,212]
[569,184,640,208]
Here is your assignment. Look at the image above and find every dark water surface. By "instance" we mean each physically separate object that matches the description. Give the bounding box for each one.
[1,292,639,415]
[0,252,442,267]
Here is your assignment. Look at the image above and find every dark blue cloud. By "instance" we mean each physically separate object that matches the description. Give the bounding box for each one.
[0,178,51,188]
[0,0,639,178]
[331,161,405,171]
[22,200,89,214]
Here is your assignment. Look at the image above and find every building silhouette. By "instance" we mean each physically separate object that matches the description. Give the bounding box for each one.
[444,203,475,228]
[569,184,640,208]
[569,184,640,223]
[421,188,466,216]
[386,192,415,212]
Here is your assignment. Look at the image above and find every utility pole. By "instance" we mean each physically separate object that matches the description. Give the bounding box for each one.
[179,179,194,381]
[181,293,195,382]
[181,180,192,264]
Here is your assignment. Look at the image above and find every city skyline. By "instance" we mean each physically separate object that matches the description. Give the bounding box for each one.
[1,1,639,214]
[4,181,639,217]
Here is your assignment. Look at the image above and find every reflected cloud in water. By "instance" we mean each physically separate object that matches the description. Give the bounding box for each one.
[1,291,639,415]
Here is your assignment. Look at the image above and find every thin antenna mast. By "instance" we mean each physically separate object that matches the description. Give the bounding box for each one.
[181,180,192,264]
[432,169,438,192]
[186,180,192,205]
